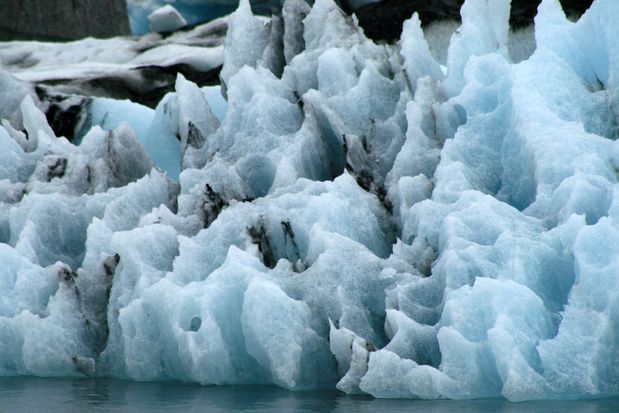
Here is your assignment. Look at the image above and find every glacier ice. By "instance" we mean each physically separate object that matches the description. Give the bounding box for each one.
[0,19,226,111]
[148,5,189,33]
[1,0,619,402]
[126,0,284,36]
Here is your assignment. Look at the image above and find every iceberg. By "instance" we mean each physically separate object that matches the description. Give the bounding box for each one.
[127,0,277,35]
[1,0,619,402]
[148,5,189,33]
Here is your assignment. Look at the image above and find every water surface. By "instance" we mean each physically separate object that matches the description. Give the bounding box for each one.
[0,377,617,413]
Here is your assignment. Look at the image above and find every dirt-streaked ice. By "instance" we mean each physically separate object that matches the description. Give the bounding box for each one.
[1,0,618,402]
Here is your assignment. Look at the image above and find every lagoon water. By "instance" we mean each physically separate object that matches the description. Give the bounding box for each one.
[0,378,617,413]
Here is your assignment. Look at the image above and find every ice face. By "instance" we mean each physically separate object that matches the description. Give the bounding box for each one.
[2,0,619,402]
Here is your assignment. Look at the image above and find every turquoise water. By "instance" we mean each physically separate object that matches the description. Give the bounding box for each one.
[0,378,618,412]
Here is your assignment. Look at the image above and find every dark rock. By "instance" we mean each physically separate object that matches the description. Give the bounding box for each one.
[354,0,459,42]
[248,219,277,269]
[0,0,131,41]
[103,253,120,279]
[57,264,78,285]
[39,63,222,109]
[510,0,593,28]
[343,134,393,214]
[35,88,91,142]
[354,0,594,43]
[202,184,229,229]
[187,121,206,149]
[280,219,302,269]
[45,156,68,181]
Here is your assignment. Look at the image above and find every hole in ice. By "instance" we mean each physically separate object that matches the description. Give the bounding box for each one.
[189,316,202,332]
[236,155,276,199]
[453,104,467,125]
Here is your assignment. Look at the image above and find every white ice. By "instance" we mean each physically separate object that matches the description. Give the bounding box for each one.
[148,5,188,33]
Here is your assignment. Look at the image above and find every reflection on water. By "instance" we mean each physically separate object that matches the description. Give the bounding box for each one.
[0,377,617,413]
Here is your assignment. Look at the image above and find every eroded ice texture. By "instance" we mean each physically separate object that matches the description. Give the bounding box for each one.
[1,0,619,402]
